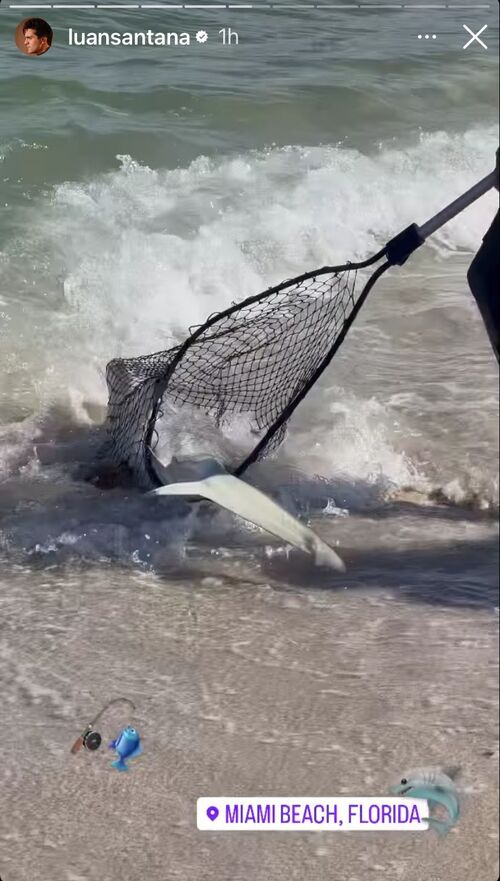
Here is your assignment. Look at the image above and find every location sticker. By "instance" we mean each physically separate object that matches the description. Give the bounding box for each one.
[197,797,429,831]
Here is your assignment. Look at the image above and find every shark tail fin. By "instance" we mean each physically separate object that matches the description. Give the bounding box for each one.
[148,473,345,572]
[425,817,453,838]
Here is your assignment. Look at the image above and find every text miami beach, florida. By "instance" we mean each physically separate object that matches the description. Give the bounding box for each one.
[197,797,429,831]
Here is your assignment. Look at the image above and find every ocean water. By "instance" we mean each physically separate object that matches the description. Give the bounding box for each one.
[0,7,499,881]
[1,7,498,559]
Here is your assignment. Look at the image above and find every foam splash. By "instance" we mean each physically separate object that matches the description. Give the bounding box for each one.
[1,127,498,514]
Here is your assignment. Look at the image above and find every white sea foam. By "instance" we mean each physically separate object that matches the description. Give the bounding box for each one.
[0,127,498,505]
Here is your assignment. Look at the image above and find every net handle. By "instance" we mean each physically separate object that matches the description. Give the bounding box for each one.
[418,170,497,240]
[385,169,497,266]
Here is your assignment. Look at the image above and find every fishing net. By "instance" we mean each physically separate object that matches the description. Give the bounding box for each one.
[105,253,388,488]
[103,168,495,489]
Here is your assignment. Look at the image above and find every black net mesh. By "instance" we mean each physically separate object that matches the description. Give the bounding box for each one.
[105,260,383,488]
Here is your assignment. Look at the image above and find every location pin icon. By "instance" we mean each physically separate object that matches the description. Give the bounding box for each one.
[207,806,219,821]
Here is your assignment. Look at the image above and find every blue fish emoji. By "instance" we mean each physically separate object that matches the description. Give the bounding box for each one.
[108,726,143,771]
[390,768,460,837]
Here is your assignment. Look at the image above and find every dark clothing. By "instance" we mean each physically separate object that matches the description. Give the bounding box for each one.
[467,211,499,363]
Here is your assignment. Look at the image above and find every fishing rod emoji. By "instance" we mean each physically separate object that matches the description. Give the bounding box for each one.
[70,697,137,757]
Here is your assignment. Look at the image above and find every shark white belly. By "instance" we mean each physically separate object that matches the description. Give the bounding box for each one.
[148,450,345,572]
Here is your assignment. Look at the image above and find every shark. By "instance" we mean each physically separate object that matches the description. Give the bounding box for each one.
[148,450,346,572]
[391,767,460,837]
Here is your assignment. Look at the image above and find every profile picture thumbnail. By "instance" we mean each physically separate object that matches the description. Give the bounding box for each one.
[15,18,53,56]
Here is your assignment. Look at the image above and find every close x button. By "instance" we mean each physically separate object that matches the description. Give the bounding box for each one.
[462,24,488,50]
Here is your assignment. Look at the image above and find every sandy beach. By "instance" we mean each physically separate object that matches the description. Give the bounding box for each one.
[1,502,498,880]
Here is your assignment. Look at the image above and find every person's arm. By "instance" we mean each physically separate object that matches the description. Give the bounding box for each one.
[467,149,499,363]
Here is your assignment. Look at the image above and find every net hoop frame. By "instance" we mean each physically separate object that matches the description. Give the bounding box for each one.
[141,248,389,487]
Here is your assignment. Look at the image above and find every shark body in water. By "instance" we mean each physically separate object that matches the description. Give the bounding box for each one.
[391,768,460,837]
[37,433,347,571]
[148,451,346,572]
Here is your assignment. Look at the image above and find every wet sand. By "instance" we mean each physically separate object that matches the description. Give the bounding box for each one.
[1,509,498,881]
